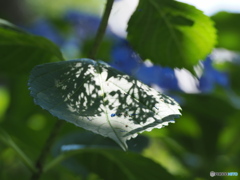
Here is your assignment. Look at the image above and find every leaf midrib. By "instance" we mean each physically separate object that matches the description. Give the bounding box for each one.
[95,62,128,151]
[147,0,185,61]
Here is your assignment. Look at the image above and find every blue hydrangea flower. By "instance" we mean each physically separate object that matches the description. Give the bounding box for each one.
[64,11,101,40]
[110,39,142,75]
[64,11,116,40]
[198,57,229,92]
[135,64,180,91]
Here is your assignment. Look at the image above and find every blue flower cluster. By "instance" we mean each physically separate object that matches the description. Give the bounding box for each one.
[25,10,229,93]
[110,39,141,75]
[198,57,229,92]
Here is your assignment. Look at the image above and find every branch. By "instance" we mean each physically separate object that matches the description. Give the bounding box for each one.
[88,0,114,59]
[30,120,64,180]
[30,1,115,179]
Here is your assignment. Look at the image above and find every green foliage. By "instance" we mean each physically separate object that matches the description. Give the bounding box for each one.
[0,87,9,120]
[211,12,240,51]
[0,128,36,173]
[28,59,181,150]
[52,131,149,154]
[140,93,240,180]
[25,0,104,17]
[0,20,64,75]
[127,0,216,70]
[0,19,25,33]
[1,1,240,180]
[51,148,175,180]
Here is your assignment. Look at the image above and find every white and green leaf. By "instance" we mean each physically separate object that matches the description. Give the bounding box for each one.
[28,59,181,150]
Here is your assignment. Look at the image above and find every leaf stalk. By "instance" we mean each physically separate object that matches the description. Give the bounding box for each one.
[30,120,64,180]
[88,0,114,59]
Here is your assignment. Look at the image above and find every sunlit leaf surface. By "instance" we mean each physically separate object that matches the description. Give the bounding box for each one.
[127,0,216,70]
[29,59,181,150]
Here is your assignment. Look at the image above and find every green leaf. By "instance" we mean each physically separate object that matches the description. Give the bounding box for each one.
[28,59,181,150]
[47,148,175,180]
[0,128,37,173]
[211,12,240,51]
[127,0,216,70]
[0,18,26,33]
[0,19,64,74]
[52,131,149,154]
[49,132,149,176]
[1,75,57,150]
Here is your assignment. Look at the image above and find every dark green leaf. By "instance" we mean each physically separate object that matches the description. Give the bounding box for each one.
[0,20,64,74]
[52,148,175,180]
[0,75,58,160]
[0,18,26,33]
[50,132,149,177]
[0,128,36,173]
[52,131,149,154]
[127,0,216,70]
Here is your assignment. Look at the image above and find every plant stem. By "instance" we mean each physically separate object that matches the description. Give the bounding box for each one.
[30,1,114,179]
[88,0,114,59]
[30,120,64,180]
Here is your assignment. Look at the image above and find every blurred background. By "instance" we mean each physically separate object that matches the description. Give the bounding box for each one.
[0,0,240,179]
